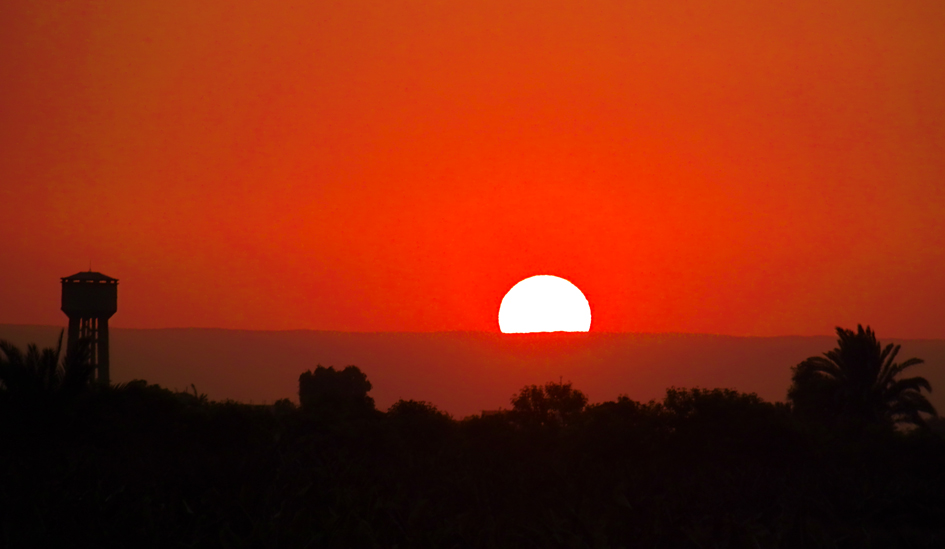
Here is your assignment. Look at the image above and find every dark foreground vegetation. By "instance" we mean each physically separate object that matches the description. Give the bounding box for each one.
[2,326,944,548]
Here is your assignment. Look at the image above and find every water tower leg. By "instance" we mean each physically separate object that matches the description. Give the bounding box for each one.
[98,317,110,385]
[67,316,80,355]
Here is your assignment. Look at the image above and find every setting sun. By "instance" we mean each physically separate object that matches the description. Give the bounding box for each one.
[498,275,592,333]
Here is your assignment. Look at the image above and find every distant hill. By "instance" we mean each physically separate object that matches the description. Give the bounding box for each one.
[2,325,944,418]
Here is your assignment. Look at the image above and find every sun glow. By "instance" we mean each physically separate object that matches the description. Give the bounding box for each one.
[498,275,592,333]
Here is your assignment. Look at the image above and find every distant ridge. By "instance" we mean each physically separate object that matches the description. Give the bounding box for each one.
[3,324,944,418]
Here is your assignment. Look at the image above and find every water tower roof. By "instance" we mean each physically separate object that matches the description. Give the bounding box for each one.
[61,271,118,283]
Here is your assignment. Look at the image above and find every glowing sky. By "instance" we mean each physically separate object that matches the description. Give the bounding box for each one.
[1,0,943,337]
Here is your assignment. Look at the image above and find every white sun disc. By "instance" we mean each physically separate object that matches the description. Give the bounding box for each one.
[498,275,591,333]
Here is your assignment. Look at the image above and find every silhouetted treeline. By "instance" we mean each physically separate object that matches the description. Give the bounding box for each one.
[1,327,944,547]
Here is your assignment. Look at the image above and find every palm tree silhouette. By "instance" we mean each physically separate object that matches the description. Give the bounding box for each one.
[0,330,94,400]
[788,325,936,428]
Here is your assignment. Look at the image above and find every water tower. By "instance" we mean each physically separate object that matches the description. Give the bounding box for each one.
[61,271,118,384]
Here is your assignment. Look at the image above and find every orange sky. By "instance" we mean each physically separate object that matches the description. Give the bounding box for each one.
[1,0,944,337]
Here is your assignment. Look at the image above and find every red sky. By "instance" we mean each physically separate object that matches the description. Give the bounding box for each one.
[2,0,944,337]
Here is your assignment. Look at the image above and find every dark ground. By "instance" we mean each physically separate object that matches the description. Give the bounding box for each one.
[2,379,944,548]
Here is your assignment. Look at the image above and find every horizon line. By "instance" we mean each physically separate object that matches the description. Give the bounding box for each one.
[2,322,941,341]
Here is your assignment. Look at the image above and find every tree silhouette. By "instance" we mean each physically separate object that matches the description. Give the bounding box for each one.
[0,330,93,401]
[788,325,936,428]
[511,379,588,428]
[387,399,454,448]
[298,365,376,420]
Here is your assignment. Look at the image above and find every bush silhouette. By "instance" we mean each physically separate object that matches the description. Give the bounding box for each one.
[662,386,772,421]
[298,365,376,420]
[511,379,588,428]
[661,387,795,454]
[386,399,454,448]
[387,398,451,420]
[788,324,936,428]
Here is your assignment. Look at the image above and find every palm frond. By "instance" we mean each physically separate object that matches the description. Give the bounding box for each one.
[877,344,901,386]
[0,332,94,399]
[799,357,843,380]
[879,342,898,369]
[888,390,937,424]
[878,356,924,393]
[885,376,932,400]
